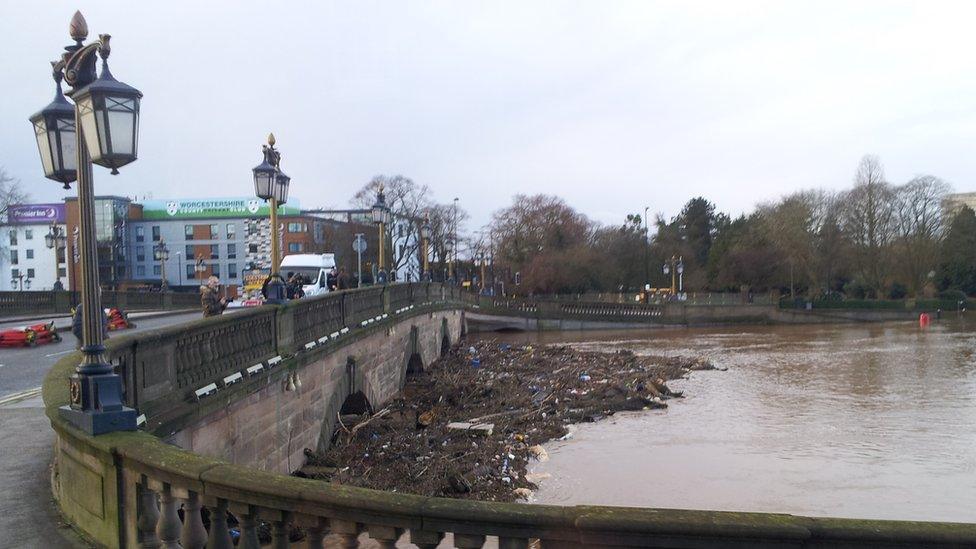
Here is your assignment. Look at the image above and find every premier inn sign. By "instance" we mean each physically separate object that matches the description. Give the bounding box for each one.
[141,197,300,220]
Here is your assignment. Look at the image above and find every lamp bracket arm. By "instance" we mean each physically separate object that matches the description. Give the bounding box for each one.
[62,41,101,90]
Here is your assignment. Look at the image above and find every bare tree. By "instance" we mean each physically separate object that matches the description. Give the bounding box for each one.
[0,167,28,223]
[893,175,951,296]
[841,155,896,297]
[350,175,431,277]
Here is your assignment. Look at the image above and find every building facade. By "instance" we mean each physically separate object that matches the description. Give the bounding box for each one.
[0,203,69,291]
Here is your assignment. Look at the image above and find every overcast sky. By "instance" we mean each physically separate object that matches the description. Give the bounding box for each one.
[2,1,974,229]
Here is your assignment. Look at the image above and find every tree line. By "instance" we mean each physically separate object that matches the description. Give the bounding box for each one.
[484,155,975,299]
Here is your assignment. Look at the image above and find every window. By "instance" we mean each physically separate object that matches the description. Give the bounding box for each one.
[25,229,34,240]
[27,268,35,278]
[211,263,220,277]
[136,246,145,262]
[184,225,193,239]
[226,224,236,239]
[11,268,19,278]
[227,243,237,259]
[210,224,219,239]
[228,263,238,279]
[9,250,17,265]
[185,245,194,258]
[153,265,161,276]
[186,265,195,278]
[135,226,145,242]
[26,249,34,259]
[136,265,146,276]
[248,244,258,254]
[288,242,304,253]
[287,222,307,233]
[57,267,66,278]
[152,226,161,241]
[247,221,258,235]
[210,244,219,259]
[9,231,16,246]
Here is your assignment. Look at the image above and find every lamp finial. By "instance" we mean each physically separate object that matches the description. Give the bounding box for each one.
[69,11,88,43]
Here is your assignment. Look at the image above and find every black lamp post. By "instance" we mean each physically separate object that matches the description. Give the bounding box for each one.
[30,12,139,435]
[371,185,391,284]
[153,240,169,291]
[45,223,67,290]
[420,213,432,282]
[253,133,290,303]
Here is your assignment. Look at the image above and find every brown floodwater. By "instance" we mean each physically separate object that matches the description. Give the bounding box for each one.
[476,320,976,522]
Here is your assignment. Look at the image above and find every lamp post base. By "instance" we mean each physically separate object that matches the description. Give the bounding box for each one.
[263,275,288,305]
[58,372,137,435]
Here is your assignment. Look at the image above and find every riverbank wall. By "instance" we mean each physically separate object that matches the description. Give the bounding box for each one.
[467,304,936,332]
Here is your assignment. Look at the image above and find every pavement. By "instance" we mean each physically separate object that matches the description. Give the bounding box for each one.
[0,309,225,549]
[0,393,90,548]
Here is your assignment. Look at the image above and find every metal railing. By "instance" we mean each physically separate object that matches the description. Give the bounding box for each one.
[0,289,199,317]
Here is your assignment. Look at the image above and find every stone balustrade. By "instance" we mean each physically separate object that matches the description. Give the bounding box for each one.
[0,289,200,317]
[42,283,976,548]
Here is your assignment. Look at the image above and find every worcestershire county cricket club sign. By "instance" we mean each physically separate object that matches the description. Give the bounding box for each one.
[141,197,301,220]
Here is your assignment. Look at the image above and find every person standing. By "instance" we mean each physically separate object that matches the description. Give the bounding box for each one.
[201,276,227,317]
[337,267,350,290]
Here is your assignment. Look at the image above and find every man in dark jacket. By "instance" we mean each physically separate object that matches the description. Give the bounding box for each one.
[201,276,227,317]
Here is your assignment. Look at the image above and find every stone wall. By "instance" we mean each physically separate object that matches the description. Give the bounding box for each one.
[166,310,465,475]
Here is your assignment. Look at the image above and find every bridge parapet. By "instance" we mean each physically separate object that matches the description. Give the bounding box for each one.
[104,283,459,434]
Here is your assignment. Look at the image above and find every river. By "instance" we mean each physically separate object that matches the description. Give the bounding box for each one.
[478,320,976,522]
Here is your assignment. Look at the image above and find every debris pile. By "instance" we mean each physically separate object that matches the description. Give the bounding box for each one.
[298,340,717,502]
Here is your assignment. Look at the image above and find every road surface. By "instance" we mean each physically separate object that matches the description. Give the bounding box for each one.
[0,310,223,399]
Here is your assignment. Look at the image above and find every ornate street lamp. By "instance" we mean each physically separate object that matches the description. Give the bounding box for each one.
[45,224,67,290]
[663,254,680,297]
[30,12,138,435]
[420,213,432,282]
[371,185,391,284]
[252,133,290,302]
[677,256,685,294]
[153,239,169,291]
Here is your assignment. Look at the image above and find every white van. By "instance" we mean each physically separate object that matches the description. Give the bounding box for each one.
[279,253,337,297]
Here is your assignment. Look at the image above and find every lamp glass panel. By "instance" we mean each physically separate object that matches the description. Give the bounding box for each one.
[33,119,54,177]
[58,118,77,172]
[77,97,101,160]
[107,98,136,156]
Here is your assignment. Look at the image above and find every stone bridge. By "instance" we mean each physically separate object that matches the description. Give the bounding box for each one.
[42,284,976,548]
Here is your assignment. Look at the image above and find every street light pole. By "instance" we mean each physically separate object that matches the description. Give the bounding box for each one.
[46,223,67,290]
[450,197,459,283]
[371,185,391,284]
[420,213,431,282]
[31,12,140,434]
[252,133,291,302]
[153,239,169,291]
[643,206,649,295]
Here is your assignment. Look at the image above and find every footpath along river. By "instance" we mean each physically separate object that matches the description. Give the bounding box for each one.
[477,320,976,523]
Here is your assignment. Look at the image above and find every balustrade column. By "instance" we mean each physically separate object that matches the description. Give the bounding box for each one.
[156,484,182,549]
[454,534,487,548]
[239,509,262,549]
[409,530,444,549]
[367,525,403,549]
[205,499,233,549]
[330,519,361,548]
[272,517,290,549]
[180,491,208,549]
[137,479,161,549]
[305,523,326,549]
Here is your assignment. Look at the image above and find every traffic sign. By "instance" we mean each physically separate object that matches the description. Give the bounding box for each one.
[353,235,367,253]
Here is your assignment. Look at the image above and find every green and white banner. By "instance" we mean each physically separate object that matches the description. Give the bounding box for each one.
[140,197,301,220]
